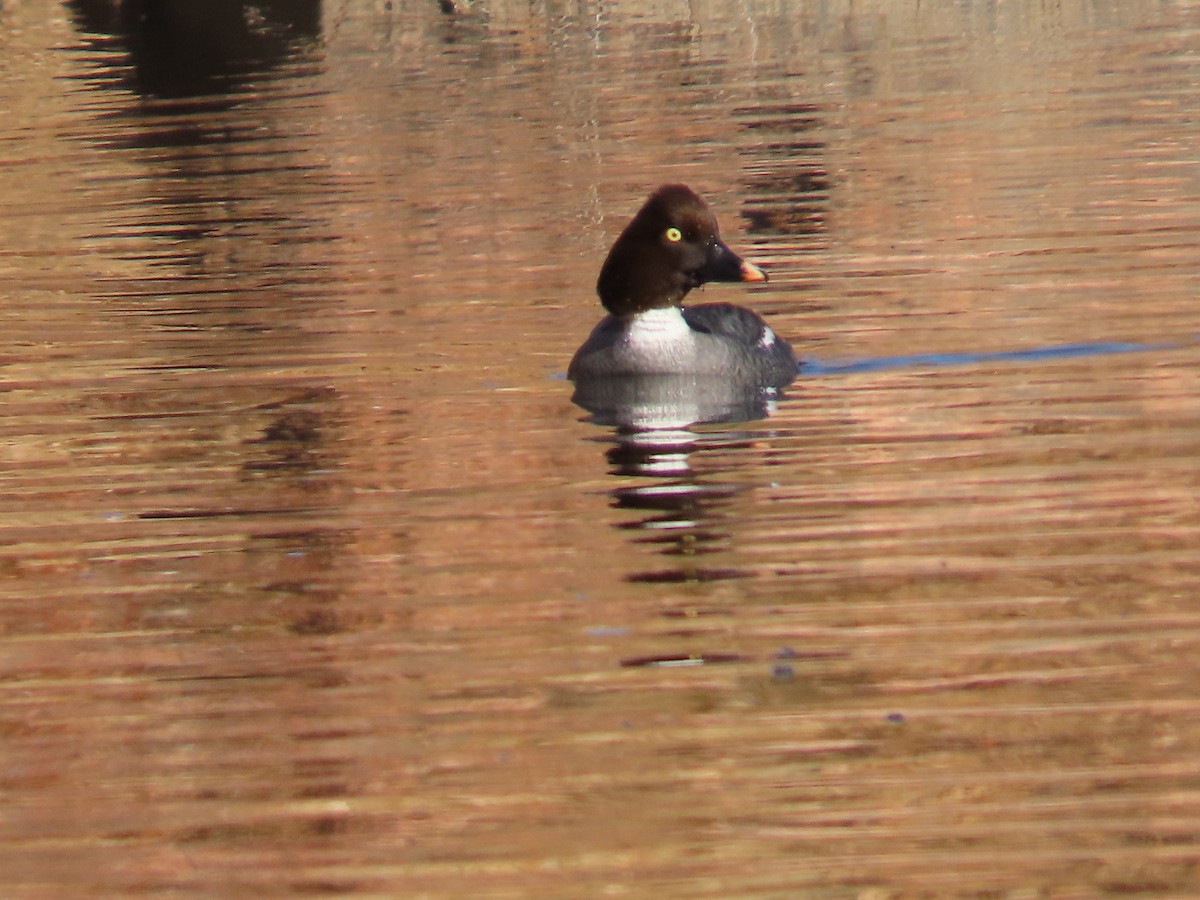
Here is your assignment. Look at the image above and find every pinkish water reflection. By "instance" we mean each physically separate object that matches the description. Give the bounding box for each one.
[2,0,1199,895]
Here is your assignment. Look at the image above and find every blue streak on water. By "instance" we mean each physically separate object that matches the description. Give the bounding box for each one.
[799,340,1173,377]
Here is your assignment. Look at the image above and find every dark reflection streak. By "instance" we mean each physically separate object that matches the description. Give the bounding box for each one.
[628,568,753,584]
[739,101,830,241]
[65,0,321,100]
[158,673,296,683]
[138,508,326,520]
[631,532,726,555]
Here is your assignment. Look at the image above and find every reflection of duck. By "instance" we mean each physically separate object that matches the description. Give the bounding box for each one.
[569,184,798,388]
[570,373,779,429]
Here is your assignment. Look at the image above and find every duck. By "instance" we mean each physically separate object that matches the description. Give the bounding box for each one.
[568,184,797,388]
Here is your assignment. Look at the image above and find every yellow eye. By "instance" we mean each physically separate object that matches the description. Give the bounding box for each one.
[665,227,683,243]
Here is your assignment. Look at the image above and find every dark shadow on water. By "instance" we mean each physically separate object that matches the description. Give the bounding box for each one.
[66,0,321,99]
[800,339,1173,377]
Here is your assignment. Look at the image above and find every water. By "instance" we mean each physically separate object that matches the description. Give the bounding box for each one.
[3,0,1199,895]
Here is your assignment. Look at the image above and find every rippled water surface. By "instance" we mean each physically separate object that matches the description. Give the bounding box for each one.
[4,0,1200,895]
